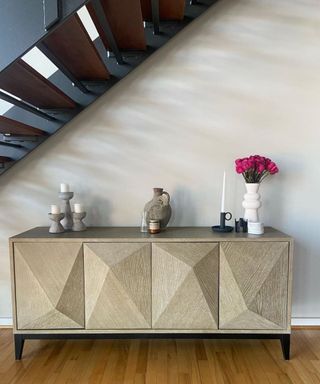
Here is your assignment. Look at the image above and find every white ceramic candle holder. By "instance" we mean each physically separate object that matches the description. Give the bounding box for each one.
[59,191,74,230]
[72,212,87,232]
[48,213,65,234]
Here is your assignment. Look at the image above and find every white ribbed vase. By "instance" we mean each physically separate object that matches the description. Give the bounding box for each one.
[242,183,261,222]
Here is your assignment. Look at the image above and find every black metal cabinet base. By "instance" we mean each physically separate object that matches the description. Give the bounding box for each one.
[14,333,291,361]
[280,334,291,360]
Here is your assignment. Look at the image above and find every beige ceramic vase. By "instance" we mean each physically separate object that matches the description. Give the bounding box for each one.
[144,188,172,229]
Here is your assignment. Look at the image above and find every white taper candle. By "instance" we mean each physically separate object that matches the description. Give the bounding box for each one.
[74,203,84,213]
[60,183,70,192]
[51,205,60,214]
[221,171,226,213]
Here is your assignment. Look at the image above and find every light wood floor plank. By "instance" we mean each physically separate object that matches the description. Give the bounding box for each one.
[1,330,320,383]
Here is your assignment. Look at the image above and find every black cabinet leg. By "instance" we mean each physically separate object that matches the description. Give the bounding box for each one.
[14,334,25,360]
[280,334,290,360]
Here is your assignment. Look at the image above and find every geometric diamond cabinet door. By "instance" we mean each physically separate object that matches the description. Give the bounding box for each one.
[84,243,151,329]
[152,243,219,330]
[14,243,84,330]
[219,242,289,330]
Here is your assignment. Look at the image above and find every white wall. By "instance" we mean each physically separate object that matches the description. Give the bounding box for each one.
[1,0,319,324]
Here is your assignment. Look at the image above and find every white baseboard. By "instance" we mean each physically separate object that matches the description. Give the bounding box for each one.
[0,317,13,327]
[291,318,320,326]
[1,317,320,327]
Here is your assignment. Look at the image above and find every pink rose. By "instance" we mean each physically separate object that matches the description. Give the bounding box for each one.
[241,160,250,171]
[236,165,245,173]
[268,162,279,174]
[241,158,253,171]
[248,159,255,169]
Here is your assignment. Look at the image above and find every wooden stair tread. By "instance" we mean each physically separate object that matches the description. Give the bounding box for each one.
[0,116,47,136]
[140,0,185,21]
[42,14,110,81]
[0,59,76,109]
[87,0,146,51]
[0,156,13,163]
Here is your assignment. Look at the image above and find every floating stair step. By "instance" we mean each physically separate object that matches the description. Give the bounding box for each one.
[140,0,185,21]
[0,156,14,172]
[0,116,47,136]
[0,156,13,167]
[87,0,146,51]
[41,14,110,81]
[0,59,76,109]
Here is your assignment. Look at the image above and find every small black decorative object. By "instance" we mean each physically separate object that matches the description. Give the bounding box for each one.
[212,212,233,233]
[235,218,248,233]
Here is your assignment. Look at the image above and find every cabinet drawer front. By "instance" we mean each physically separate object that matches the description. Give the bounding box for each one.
[84,243,151,329]
[152,242,219,329]
[14,242,84,330]
[219,242,289,330]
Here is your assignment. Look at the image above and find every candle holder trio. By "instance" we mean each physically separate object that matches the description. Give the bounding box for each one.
[49,184,86,234]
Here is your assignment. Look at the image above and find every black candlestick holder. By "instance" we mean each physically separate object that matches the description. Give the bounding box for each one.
[212,212,233,233]
[235,218,248,233]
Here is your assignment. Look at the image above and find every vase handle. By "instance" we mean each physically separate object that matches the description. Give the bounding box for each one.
[161,191,170,205]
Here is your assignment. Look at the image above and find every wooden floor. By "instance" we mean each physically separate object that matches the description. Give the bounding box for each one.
[1,329,320,383]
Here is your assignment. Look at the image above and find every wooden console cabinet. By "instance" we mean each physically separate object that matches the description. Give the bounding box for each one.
[10,227,293,360]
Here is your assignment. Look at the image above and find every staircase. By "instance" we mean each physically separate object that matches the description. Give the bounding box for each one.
[0,0,217,175]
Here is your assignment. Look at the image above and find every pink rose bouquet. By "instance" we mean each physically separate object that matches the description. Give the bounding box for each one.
[235,155,279,183]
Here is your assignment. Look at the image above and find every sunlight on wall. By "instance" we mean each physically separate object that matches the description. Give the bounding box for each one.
[77,6,99,40]
[22,47,57,78]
